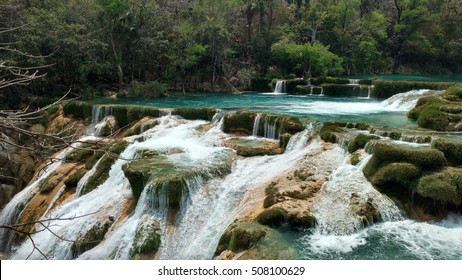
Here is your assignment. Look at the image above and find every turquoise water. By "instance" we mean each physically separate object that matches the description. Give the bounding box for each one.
[347,74,462,83]
[96,92,416,128]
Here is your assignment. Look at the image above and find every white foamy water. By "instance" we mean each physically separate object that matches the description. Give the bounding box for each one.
[381,89,444,111]
[312,154,402,235]
[297,214,462,260]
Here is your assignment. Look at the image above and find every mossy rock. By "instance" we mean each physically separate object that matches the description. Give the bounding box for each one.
[369,143,447,170]
[292,85,323,95]
[172,107,217,121]
[223,111,256,135]
[256,207,288,227]
[319,122,343,143]
[322,84,370,97]
[62,101,93,120]
[80,140,129,195]
[416,169,462,205]
[65,143,98,163]
[408,95,462,131]
[224,138,283,157]
[84,150,105,170]
[216,221,298,260]
[371,162,421,191]
[350,152,361,165]
[432,140,462,166]
[216,221,267,255]
[373,80,455,99]
[125,118,159,137]
[64,169,86,190]
[71,217,114,258]
[348,134,380,153]
[122,149,233,208]
[38,172,58,194]
[130,215,161,258]
[444,86,462,101]
[279,133,292,149]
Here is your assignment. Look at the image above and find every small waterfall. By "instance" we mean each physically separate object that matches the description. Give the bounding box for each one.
[367,86,372,99]
[310,87,313,95]
[381,89,444,111]
[252,113,262,136]
[159,108,172,117]
[263,117,278,139]
[0,148,70,253]
[320,87,324,96]
[348,79,359,85]
[312,153,402,236]
[87,106,113,136]
[274,80,286,94]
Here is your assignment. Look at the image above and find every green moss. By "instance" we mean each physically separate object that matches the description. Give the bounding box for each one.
[322,84,370,97]
[38,172,57,194]
[444,86,462,101]
[432,140,462,166]
[64,169,86,190]
[110,106,129,127]
[127,107,160,124]
[131,216,161,257]
[65,143,97,163]
[416,169,462,205]
[348,134,380,153]
[350,152,360,165]
[371,143,447,170]
[223,111,256,135]
[84,150,105,170]
[122,150,233,208]
[371,162,421,191]
[373,80,455,99]
[224,138,283,157]
[257,208,288,227]
[80,141,129,195]
[320,122,343,143]
[62,101,93,120]
[71,218,114,258]
[279,133,292,150]
[172,107,217,121]
[216,221,267,255]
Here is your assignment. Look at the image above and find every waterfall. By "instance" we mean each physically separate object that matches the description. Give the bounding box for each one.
[348,79,359,85]
[312,154,402,236]
[381,89,444,111]
[263,117,278,139]
[251,114,279,140]
[274,80,286,94]
[87,106,113,136]
[252,113,262,136]
[0,148,71,253]
[367,86,372,99]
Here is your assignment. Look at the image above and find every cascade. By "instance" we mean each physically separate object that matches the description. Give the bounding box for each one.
[367,86,372,98]
[0,147,71,252]
[252,113,262,136]
[263,117,278,139]
[310,87,313,95]
[381,89,444,111]
[312,154,402,236]
[348,79,359,85]
[274,80,286,94]
[88,106,113,136]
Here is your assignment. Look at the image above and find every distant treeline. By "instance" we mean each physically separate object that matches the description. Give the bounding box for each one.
[1,0,461,100]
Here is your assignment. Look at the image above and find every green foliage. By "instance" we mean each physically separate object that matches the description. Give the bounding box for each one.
[121,81,167,99]
[251,77,272,92]
[444,87,462,101]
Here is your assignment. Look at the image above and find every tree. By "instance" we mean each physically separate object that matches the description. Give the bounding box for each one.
[389,0,429,73]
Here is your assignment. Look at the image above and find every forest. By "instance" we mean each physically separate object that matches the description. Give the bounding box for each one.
[1,0,462,102]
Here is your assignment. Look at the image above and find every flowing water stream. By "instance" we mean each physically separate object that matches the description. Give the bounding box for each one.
[1,90,461,260]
